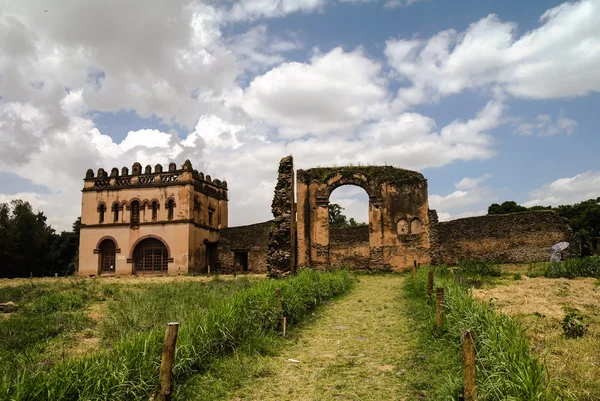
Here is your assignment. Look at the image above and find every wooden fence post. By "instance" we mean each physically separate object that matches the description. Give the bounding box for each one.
[436,288,444,329]
[276,288,285,335]
[427,270,434,300]
[412,260,417,278]
[157,322,180,401]
[462,330,477,401]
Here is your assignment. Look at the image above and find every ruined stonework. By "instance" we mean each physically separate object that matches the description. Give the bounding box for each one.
[218,221,272,273]
[430,210,578,264]
[329,226,370,269]
[296,166,431,271]
[267,156,296,278]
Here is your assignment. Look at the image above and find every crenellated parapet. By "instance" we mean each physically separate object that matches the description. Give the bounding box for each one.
[83,160,228,200]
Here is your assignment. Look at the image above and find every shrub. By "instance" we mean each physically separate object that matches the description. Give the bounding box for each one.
[457,259,501,277]
[544,256,600,279]
[561,312,586,338]
[513,272,522,280]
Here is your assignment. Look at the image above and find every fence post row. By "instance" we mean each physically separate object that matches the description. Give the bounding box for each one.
[436,287,444,329]
[462,329,477,401]
[412,260,417,278]
[157,322,180,401]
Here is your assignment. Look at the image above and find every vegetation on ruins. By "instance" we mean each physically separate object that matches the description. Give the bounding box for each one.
[0,269,353,400]
[0,200,80,278]
[488,198,600,255]
[403,267,568,401]
[300,165,425,186]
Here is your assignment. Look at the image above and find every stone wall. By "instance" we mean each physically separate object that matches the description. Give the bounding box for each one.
[431,211,578,265]
[218,221,272,273]
[329,226,370,268]
[267,156,296,277]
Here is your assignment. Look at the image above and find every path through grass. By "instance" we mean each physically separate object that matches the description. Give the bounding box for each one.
[226,274,414,401]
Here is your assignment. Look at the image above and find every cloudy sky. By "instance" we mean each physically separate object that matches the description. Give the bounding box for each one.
[1,0,599,230]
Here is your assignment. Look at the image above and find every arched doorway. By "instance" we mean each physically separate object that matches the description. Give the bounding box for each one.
[328,185,370,269]
[98,239,116,274]
[133,238,169,274]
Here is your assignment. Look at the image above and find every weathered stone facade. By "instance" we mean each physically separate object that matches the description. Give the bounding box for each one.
[218,221,272,273]
[78,160,228,276]
[267,156,296,278]
[430,210,578,264]
[296,166,431,271]
[329,226,370,269]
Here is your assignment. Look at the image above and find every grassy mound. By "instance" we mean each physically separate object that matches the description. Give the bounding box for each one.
[404,267,569,400]
[0,269,353,401]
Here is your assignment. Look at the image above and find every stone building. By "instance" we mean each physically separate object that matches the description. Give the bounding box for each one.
[78,160,228,276]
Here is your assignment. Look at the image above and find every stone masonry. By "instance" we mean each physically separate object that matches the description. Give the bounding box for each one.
[267,156,296,278]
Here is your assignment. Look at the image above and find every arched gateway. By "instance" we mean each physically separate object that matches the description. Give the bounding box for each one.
[296,166,431,271]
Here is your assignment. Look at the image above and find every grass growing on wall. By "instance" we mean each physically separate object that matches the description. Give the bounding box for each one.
[0,270,353,401]
[403,267,570,400]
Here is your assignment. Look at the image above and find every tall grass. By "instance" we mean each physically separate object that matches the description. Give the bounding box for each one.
[0,269,353,400]
[457,259,501,277]
[405,268,570,400]
[544,256,600,279]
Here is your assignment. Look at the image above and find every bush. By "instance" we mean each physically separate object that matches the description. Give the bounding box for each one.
[0,269,353,400]
[457,259,501,277]
[405,268,568,400]
[561,312,586,338]
[544,256,600,279]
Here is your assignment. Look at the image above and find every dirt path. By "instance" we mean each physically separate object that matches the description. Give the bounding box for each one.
[230,275,414,401]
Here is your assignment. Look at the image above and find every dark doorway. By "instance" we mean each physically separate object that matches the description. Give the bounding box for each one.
[133,238,168,274]
[234,251,249,273]
[206,242,218,273]
[99,239,116,274]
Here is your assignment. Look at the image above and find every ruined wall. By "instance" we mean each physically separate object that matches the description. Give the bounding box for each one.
[267,156,296,278]
[329,226,370,269]
[218,221,272,273]
[431,211,578,265]
[297,165,431,271]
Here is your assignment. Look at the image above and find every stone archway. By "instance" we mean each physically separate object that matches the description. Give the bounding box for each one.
[296,166,431,271]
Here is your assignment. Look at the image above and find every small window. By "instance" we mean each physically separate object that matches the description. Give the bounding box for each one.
[208,209,214,226]
[411,219,422,235]
[397,218,409,235]
[112,203,120,222]
[167,199,175,220]
[151,201,159,221]
[130,201,140,226]
[98,203,106,223]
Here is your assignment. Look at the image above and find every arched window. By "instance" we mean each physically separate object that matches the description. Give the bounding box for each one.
[112,203,120,222]
[133,238,169,273]
[99,239,116,274]
[397,218,409,235]
[98,203,106,223]
[166,199,175,220]
[151,201,159,221]
[411,218,422,235]
[130,200,140,226]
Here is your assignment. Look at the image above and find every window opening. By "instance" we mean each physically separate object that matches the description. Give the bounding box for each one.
[133,238,168,273]
[151,201,159,221]
[130,201,140,226]
[98,203,106,223]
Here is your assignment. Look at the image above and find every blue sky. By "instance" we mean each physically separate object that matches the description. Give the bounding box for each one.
[1,0,599,229]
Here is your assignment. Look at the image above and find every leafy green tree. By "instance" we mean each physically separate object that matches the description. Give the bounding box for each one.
[487,201,528,215]
[0,200,80,277]
[328,203,348,228]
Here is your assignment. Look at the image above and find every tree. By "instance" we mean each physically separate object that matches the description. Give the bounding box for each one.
[328,203,368,228]
[0,200,80,277]
[487,201,528,215]
[328,203,348,228]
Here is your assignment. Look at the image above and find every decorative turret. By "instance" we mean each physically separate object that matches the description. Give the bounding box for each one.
[110,168,119,177]
[155,164,163,173]
[183,159,193,171]
[132,162,142,175]
[168,162,176,172]
[85,169,94,179]
[144,165,152,174]
[121,166,129,176]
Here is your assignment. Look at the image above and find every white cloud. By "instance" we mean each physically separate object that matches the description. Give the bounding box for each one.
[385,0,600,105]
[455,173,492,190]
[515,112,577,136]
[525,171,600,207]
[241,47,389,137]
[226,0,326,21]
[384,0,425,8]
